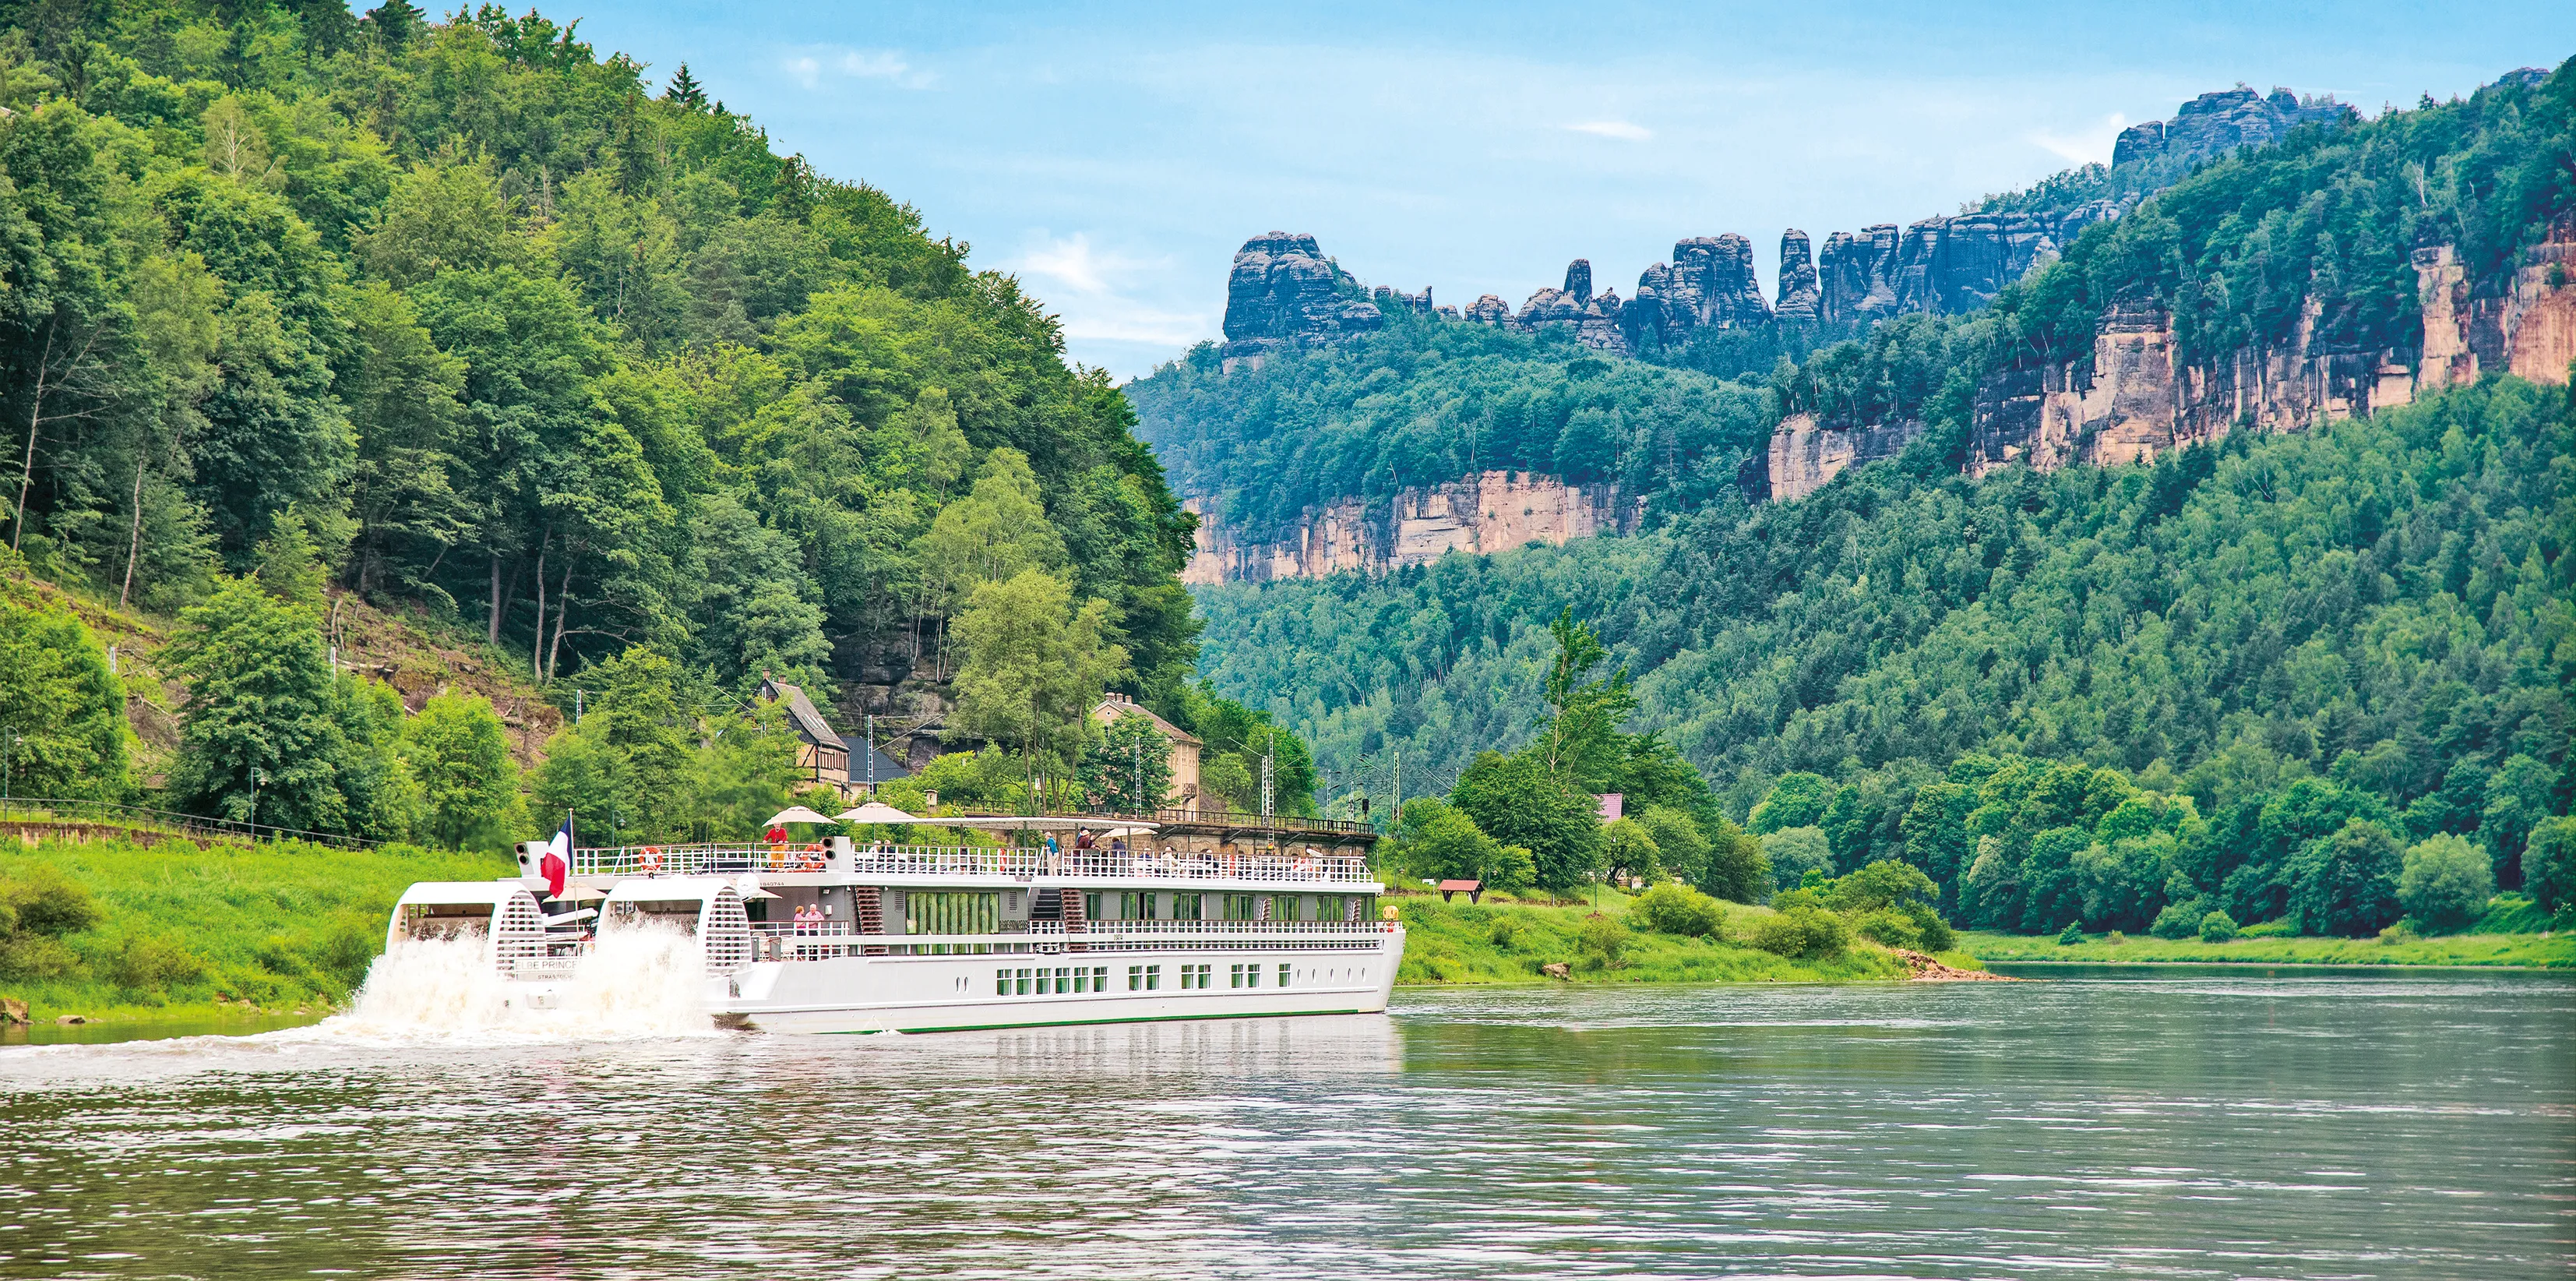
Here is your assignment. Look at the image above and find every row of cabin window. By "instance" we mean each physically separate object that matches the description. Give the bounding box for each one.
[1095,892,1366,922]
[993,962,1301,994]
[905,892,1374,935]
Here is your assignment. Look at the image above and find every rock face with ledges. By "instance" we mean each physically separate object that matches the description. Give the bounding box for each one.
[1625,234,1772,349]
[1220,231,1383,368]
[2113,86,2352,168]
[1775,231,1822,322]
[1818,224,1901,323]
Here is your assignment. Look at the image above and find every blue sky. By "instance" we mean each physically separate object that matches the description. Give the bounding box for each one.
[561,2,2570,379]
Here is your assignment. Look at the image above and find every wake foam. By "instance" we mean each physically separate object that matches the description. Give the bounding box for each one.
[309,923,721,1043]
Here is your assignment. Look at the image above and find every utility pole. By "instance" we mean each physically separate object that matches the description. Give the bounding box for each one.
[247,767,263,837]
[1392,747,1401,826]
[865,713,876,792]
[1260,749,1274,822]
[1131,738,1142,816]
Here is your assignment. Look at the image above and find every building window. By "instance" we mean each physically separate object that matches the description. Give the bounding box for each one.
[1229,962,1245,988]
[1277,963,1292,986]
[999,967,1031,996]
[1130,964,1161,991]
[1171,892,1202,922]
[1083,892,1103,922]
[1181,962,1212,989]
[1316,895,1344,923]
[1224,894,1256,921]
[1273,895,1302,923]
[1120,891,1156,920]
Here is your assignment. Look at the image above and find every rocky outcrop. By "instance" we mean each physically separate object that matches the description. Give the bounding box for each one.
[1374,284,1436,316]
[1181,472,1644,584]
[1624,234,1773,348]
[1220,232,1383,370]
[2114,86,2352,168]
[1470,260,1633,354]
[1810,206,2120,323]
[1818,224,1901,323]
[1775,221,2576,500]
[1767,413,1923,501]
[1775,231,1821,321]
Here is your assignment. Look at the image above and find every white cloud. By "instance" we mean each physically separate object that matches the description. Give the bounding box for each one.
[1565,120,1651,140]
[2028,111,2128,165]
[1003,232,1210,348]
[783,46,931,91]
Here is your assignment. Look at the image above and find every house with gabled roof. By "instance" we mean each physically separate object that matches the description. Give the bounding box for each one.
[757,672,911,798]
[1091,692,1202,809]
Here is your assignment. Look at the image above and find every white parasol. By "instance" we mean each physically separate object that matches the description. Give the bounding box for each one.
[835,801,917,825]
[763,806,837,827]
[733,875,781,901]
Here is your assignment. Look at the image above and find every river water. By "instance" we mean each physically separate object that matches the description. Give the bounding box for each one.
[2,965,2568,1279]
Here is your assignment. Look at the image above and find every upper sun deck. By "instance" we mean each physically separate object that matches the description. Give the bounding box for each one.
[569,841,1380,889]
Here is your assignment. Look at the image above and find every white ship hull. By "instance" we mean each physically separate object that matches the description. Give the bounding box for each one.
[710,937,1402,1033]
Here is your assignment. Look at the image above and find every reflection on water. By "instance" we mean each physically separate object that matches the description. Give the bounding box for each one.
[1,969,2568,1279]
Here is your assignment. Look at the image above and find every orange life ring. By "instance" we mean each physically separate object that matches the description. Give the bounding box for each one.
[640,845,664,873]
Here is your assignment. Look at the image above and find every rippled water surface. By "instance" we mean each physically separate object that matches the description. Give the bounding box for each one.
[2,967,2571,1279]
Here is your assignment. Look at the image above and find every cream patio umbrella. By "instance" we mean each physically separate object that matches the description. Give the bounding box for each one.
[834,801,917,825]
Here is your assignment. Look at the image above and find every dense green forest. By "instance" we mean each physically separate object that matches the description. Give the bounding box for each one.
[1165,62,2575,937]
[1134,65,2573,528]
[1129,322,1774,538]
[0,0,1195,696]
[1207,374,2574,932]
[0,0,1221,839]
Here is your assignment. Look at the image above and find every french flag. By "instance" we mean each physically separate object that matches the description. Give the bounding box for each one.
[539,816,573,899]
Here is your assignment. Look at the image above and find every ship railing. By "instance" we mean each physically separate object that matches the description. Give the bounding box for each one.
[571,842,1376,884]
[735,918,1394,961]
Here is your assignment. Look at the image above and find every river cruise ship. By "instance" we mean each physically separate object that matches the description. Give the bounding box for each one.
[384,810,1398,1034]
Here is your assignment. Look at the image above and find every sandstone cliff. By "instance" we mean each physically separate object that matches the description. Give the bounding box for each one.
[1181,472,1641,585]
[2113,86,2353,168]
[1767,222,2576,501]
[1219,231,1384,369]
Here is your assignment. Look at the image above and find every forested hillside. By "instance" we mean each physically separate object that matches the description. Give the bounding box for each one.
[1130,319,1774,541]
[0,0,1207,838]
[1204,376,2574,930]
[0,0,1195,699]
[1134,64,2573,536]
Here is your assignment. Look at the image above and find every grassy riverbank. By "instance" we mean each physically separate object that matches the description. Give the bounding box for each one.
[1962,930,2575,969]
[1390,892,1955,985]
[1,835,509,1026]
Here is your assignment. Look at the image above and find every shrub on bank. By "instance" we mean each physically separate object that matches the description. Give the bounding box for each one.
[1751,906,1848,958]
[1577,914,1633,969]
[1632,883,1725,937]
[2198,910,2239,943]
[2397,834,2495,932]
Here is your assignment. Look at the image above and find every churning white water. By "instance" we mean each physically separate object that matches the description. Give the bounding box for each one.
[317,923,718,1042]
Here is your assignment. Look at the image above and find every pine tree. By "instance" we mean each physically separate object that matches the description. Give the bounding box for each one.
[363,0,423,51]
[664,62,707,109]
